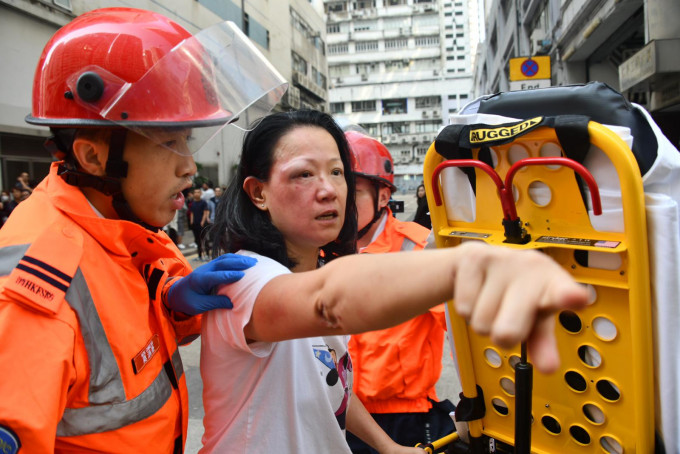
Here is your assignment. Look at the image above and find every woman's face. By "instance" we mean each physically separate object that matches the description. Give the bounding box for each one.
[261,126,347,257]
[417,186,426,198]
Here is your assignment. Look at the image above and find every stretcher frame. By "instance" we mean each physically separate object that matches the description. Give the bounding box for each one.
[422,120,654,453]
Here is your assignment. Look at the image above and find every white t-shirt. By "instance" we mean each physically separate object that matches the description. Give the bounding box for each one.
[199,251,353,453]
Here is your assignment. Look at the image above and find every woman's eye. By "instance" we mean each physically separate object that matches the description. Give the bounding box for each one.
[298,171,312,178]
[331,168,344,176]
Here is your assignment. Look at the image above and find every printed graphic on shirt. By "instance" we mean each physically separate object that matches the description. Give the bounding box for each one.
[0,425,20,454]
[313,338,352,430]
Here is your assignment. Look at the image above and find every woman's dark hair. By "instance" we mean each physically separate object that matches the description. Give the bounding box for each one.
[209,110,357,268]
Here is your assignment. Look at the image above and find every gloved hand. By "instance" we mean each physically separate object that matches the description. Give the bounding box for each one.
[166,253,257,315]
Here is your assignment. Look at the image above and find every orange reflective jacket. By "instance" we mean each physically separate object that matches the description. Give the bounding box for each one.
[349,210,447,414]
[0,163,200,453]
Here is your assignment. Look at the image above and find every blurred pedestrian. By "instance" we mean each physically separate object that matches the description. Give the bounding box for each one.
[413,183,431,229]
[188,187,210,261]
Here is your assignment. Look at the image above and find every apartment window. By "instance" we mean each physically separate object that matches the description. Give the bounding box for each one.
[353,1,375,9]
[385,38,408,49]
[415,36,439,47]
[327,23,340,34]
[352,100,376,112]
[416,147,428,156]
[415,121,440,133]
[385,60,409,71]
[291,51,307,74]
[329,64,351,77]
[355,41,379,52]
[356,62,376,74]
[312,67,327,89]
[382,122,408,134]
[382,98,407,115]
[387,0,406,4]
[326,1,347,13]
[415,96,441,108]
[359,123,379,136]
[331,102,345,113]
[328,43,348,54]
[400,150,411,157]
[354,20,377,31]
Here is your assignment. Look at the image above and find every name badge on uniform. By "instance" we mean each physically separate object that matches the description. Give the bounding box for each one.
[132,334,160,374]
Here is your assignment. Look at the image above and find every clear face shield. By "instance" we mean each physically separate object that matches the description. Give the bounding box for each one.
[66,21,288,156]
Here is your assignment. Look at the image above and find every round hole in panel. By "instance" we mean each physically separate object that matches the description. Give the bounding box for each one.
[559,310,582,333]
[596,379,621,402]
[600,435,624,454]
[528,181,552,207]
[578,345,603,368]
[583,403,606,424]
[570,425,591,445]
[592,317,618,341]
[508,355,521,370]
[484,348,502,367]
[491,398,509,416]
[539,142,563,169]
[500,377,515,396]
[565,370,588,392]
[508,144,530,165]
[541,415,561,435]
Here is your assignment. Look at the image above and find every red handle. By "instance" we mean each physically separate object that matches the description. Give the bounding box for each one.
[505,157,602,215]
[431,159,517,220]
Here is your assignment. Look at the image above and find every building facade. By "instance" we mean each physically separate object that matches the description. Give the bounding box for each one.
[473,0,680,146]
[0,0,328,188]
[324,0,474,194]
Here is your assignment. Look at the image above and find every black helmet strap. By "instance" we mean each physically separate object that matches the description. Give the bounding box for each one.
[357,179,386,240]
[53,128,160,232]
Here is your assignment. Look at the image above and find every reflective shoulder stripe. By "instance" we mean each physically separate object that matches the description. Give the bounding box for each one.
[56,269,184,435]
[400,238,418,252]
[0,244,31,276]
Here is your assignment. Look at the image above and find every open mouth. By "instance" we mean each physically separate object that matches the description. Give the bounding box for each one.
[316,211,338,221]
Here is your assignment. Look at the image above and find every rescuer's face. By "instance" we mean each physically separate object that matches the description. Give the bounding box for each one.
[121,130,196,228]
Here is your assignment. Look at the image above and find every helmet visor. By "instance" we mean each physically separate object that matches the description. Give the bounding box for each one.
[67,21,288,155]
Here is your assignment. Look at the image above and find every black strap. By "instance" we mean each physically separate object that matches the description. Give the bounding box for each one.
[454,385,486,422]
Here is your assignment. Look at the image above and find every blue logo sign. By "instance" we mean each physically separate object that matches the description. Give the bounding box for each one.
[0,426,20,454]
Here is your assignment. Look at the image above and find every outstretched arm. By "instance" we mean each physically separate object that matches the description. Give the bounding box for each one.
[246,241,588,373]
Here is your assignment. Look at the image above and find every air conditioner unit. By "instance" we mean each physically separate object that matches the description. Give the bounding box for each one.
[389,135,397,142]
[401,138,407,144]
[433,69,439,76]
[336,77,344,83]
[361,74,368,81]
[432,110,440,117]
[422,111,429,118]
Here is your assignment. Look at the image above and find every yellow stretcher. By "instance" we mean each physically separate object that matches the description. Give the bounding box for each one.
[421,117,655,453]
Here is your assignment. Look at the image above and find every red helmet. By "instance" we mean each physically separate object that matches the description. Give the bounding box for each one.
[345,131,396,192]
[26,7,287,139]
[27,8,216,127]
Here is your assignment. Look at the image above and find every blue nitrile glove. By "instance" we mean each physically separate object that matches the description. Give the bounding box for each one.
[166,253,257,315]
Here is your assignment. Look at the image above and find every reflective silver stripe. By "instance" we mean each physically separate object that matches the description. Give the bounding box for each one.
[425,230,437,249]
[0,244,31,275]
[57,366,173,436]
[401,238,418,251]
[56,269,175,436]
[66,269,126,404]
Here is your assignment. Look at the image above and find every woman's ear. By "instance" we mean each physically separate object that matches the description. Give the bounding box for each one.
[72,137,108,176]
[243,176,267,211]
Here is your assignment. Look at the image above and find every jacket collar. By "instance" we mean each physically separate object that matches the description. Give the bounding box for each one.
[45,163,178,265]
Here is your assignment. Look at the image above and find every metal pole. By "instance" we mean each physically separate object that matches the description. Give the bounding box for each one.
[514,342,533,454]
